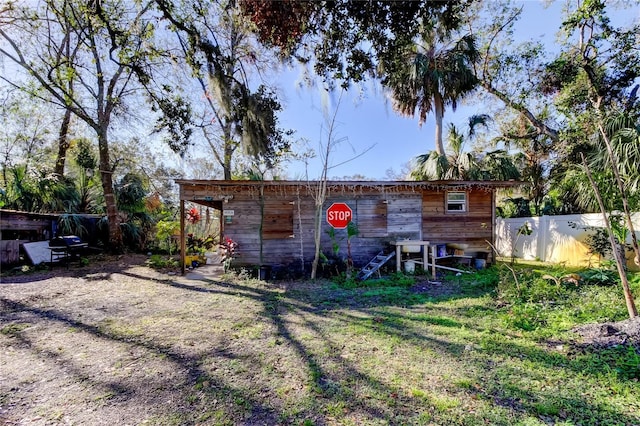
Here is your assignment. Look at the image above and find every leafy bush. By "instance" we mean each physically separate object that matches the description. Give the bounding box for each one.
[579,266,618,286]
[146,254,178,269]
[493,262,640,333]
[219,237,238,272]
[332,273,358,288]
[155,220,180,255]
[496,267,574,304]
[57,214,88,239]
[568,285,633,323]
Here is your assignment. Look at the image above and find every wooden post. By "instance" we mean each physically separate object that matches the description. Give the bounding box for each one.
[180,199,185,275]
[491,189,496,265]
[422,243,429,271]
[431,245,436,278]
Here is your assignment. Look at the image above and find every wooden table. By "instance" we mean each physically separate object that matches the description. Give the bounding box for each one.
[429,244,473,276]
[390,240,430,273]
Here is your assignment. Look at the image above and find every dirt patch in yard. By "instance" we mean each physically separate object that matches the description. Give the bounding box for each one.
[572,317,640,349]
[1,253,154,283]
[410,278,464,299]
[0,259,464,425]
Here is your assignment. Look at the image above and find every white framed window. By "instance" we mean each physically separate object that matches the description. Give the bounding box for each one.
[446,191,467,213]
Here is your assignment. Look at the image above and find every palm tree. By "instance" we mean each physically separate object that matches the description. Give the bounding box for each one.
[596,110,640,267]
[410,151,451,180]
[554,109,640,270]
[411,123,478,180]
[410,114,520,182]
[479,150,521,181]
[600,112,640,194]
[384,31,479,155]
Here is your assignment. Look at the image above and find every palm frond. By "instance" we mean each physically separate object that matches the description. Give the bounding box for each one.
[468,114,492,137]
[410,151,450,180]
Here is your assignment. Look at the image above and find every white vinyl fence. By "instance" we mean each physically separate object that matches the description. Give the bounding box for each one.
[495,213,640,270]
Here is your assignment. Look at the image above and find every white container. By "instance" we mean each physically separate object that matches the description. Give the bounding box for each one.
[404,260,416,273]
[402,244,421,253]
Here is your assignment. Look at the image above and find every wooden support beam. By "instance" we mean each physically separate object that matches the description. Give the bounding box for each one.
[180,199,185,275]
[426,262,473,274]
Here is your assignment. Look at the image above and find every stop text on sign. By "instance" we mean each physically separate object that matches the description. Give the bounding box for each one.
[326,202,353,229]
[328,210,351,221]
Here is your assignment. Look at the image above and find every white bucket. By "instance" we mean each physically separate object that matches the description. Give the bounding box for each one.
[404,260,416,273]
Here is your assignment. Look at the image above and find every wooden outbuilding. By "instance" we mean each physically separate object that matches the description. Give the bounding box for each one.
[176,180,518,277]
[0,209,59,265]
[0,209,101,266]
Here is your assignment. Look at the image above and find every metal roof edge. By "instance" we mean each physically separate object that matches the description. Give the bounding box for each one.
[175,179,522,188]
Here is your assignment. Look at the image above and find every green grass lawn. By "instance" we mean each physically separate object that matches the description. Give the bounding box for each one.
[2,261,639,425]
[182,265,640,425]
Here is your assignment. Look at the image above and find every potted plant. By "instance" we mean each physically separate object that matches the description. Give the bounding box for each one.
[185,233,215,267]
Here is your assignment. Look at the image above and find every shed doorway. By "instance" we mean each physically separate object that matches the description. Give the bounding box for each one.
[180,200,224,273]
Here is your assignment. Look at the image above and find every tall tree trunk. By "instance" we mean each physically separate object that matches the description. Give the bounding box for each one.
[223,142,232,180]
[581,153,637,318]
[310,199,324,279]
[433,93,445,156]
[97,126,122,252]
[54,108,72,176]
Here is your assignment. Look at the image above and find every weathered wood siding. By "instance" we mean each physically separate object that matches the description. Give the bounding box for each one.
[0,240,20,265]
[0,210,56,239]
[217,188,428,269]
[422,189,494,259]
[178,181,506,272]
[355,199,387,238]
[387,196,422,238]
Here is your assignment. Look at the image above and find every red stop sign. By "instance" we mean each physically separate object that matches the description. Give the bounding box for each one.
[326,202,353,229]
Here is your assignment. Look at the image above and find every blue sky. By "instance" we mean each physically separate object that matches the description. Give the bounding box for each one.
[275,0,638,180]
[278,68,472,180]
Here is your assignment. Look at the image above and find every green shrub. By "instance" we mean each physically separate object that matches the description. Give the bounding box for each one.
[580,267,618,286]
[570,285,631,323]
[369,272,416,287]
[495,265,579,304]
[146,254,178,269]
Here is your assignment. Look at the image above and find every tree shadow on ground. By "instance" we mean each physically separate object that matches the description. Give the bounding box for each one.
[1,263,638,425]
[157,275,640,425]
[0,295,287,424]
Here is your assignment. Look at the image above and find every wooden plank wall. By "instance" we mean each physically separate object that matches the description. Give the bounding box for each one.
[422,189,494,259]
[182,184,496,272]
[220,189,429,271]
[355,199,387,238]
[387,196,422,238]
[0,211,54,239]
[0,240,20,265]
